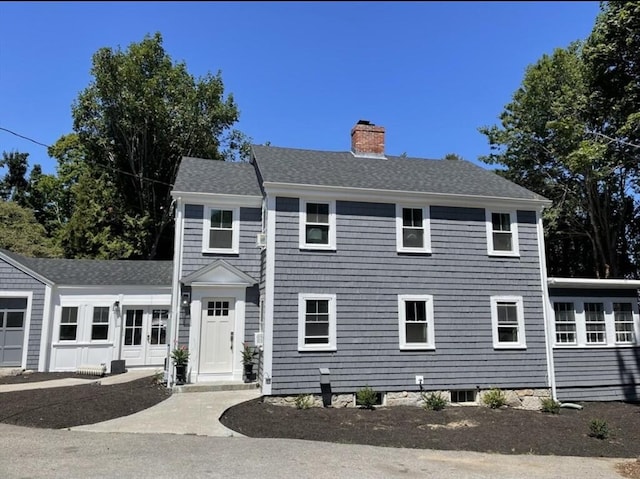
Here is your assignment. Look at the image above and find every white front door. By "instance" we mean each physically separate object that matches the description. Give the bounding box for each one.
[199,298,234,374]
[121,307,168,366]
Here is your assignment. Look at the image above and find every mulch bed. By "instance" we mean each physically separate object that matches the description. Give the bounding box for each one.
[220,398,640,458]
[0,376,172,429]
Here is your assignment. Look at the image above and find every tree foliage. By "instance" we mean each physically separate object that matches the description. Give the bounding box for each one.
[67,32,248,259]
[0,151,29,204]
[480,2,640,278]
[0,201,62,258]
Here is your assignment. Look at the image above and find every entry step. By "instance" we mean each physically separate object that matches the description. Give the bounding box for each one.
[173,382,259,393]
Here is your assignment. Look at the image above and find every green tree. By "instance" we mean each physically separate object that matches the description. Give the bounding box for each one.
[67,32,248,259]
[0,151,29,204]
[0,201,62,257]
[480,38,636,278]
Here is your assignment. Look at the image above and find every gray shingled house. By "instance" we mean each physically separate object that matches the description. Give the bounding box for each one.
[168,120,640,404]
[1,120,638,404]
[0,249,171,372]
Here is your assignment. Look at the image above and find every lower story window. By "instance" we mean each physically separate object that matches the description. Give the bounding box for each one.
[91,306,110,340]
[398,295,435,349]
[60,306,78,341]
[298,294,336,351]
[450,390,476,403]
[585,302,606,344]
[614,302,634,344]
[490,296,526,349]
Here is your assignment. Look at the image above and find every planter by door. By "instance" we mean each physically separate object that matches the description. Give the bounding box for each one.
[243,363,254,383]
[175,364,187,385]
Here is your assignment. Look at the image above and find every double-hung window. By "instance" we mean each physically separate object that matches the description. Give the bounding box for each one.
[59,306,78,341]
[614,302,635,344]
[298,293,336,351]
[203,207,239,253]
[584,302,606,344]
[490,296,526,349]
[486,210,519,256]
[91,306,110,340]
[551,298,639,347]
[396,205,431,253]
[299,200,336,250]
[553,302,576,344]
[398,295,435,349]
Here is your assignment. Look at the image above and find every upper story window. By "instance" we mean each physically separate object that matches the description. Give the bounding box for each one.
[299,200,336,250]
[396,205,431,253]
[297,293,337,351]
[203,206,239,254]
[398,294,435,349]
[490,296,526,349]
[551,298,639,347]
[486,210,519,257]
[60,306,78,341]
[91,306,110,340]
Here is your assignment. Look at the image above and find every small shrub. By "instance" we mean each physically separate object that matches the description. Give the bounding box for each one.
[151,369,165,385]
[294,394,314,410]
[356,385,378,409]
[482,388,507,409]
[540,397,561,414]
[589,419,609,439]
[422,391,447,411]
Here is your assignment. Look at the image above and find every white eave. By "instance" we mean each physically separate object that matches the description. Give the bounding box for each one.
[170,191,262,207]
[548,277,640,289]
[262,181,552,211]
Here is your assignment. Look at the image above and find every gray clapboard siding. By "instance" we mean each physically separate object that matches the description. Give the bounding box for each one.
[0,258,46,369]
[557,385,639,402]
[271,198,547,395]
[181,204,262,345]
[554,348,640,401]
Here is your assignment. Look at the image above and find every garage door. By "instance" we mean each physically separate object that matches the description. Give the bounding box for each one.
[0,298,26,366]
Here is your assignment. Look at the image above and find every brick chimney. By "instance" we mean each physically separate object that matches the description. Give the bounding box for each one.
[351,120,385,158]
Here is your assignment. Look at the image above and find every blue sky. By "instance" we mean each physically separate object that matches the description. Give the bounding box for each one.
[1,1,601,175]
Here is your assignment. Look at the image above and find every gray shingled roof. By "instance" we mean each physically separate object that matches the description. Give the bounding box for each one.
[251,145,548,202]
[173,157,262,196]
[1,249,172,286]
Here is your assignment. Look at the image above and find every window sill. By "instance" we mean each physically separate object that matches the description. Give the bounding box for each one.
[298,346,337,352]
[299,245,336,252]
[487,251,520,258]
[554,343,638,348]
[202,248,239,255]
[493,344,527,350]
[399,345,435,351]
[397,249,432,255]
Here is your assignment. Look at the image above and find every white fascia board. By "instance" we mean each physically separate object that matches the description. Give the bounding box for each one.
[55,285,172,292]
[262,182,551,211]
[547,277,640,289]
[0,251,53,286]
[170,191,262,207]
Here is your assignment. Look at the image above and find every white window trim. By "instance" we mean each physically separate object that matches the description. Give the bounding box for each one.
[486,210,520,257]
[299,199,336,250]
[58,305,80,342]
[202,206,240,254]
[490,295,526,349]
[550,297,640,348]
[90,305,111,342]
[297,293,337,352]
[552,301,578,345]
[398,294,435,350]
[396,205,431,254]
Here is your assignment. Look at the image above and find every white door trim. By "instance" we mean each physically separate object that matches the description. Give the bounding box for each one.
[189,285,246,383]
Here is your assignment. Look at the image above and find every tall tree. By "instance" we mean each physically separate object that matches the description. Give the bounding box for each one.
[480,39,637,278]
[0,201,62,257]
[68,32,248,259]
[0,151,29,204]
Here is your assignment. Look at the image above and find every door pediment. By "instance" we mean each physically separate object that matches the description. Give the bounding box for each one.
[181,260,256,287]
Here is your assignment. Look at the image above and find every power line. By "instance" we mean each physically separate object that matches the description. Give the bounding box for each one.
[0,126,50,148]
[0,126,175,188]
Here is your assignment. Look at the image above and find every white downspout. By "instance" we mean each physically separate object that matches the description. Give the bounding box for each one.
[261,194,276,395]
[168,197,184,387]
[536,208,557,400]
[38,285,53,372]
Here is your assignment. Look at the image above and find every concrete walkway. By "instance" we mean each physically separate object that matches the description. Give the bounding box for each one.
[0,369,157,393]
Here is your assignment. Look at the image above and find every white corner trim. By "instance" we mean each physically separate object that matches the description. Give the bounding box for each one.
[38,285,53,372]
[262,195,277,394]
[168,197,185,386]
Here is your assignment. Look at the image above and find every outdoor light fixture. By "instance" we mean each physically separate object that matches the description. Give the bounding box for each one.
[112,301,120,314]
[181,292,191,308]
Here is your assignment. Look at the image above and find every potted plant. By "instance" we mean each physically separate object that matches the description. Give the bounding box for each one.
[171,345,190,385]
[242,342,259,383]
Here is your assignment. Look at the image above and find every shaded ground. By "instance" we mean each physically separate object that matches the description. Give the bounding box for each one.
[0,376,171,428]
[220,398,640,459]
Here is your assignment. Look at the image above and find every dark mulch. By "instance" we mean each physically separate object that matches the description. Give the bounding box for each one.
[220,398,640,458]
[0,376,172,429]
[0,372,95,384]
